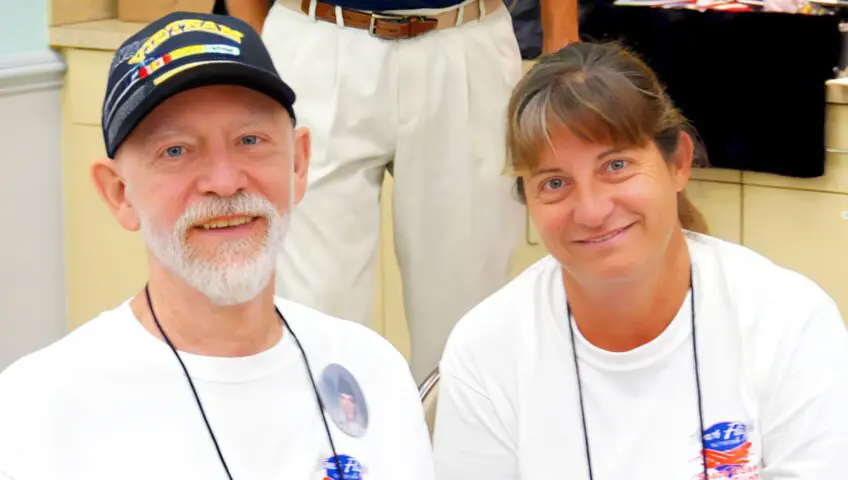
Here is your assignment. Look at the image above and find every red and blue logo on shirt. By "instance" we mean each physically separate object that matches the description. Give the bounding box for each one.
[322,454,365,480]
[701,421,753,477]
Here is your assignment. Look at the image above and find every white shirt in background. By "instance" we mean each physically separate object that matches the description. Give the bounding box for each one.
[434,232,848,479]
[0,298,434,480]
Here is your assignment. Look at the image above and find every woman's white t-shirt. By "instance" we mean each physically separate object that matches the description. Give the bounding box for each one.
[434,232,848,479]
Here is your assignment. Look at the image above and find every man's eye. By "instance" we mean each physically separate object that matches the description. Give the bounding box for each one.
[241,135,259,145]
[545,178,565,190]
[165,146,184,158]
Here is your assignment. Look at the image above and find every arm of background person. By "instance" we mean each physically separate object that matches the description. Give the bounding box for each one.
[540,0,580,53]
[760,297,848,478]
[226,0,272,34]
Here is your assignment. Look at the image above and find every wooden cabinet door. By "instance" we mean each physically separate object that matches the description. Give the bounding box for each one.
[377,175,410,358]
[743,185,848,320]
[686,180,742,244]
[64,125,148,329]
[63,48,114,126]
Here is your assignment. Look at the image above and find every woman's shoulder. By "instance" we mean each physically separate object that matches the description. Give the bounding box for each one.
[441,255,561,372]
[687,232,830,300]
[686,232,840,330]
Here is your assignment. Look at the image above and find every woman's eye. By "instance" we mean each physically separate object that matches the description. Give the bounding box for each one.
[608,160,627,172]
[240,135,259,145]
[164,146,185,158]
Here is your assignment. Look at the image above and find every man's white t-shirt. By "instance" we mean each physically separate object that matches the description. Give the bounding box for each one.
[434,232,848,479]
[0,297,434,480]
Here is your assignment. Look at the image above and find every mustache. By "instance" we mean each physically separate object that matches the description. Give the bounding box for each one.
[174,192,280,232]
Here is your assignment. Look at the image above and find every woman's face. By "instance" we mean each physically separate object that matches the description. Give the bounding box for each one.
[522,126,692,284]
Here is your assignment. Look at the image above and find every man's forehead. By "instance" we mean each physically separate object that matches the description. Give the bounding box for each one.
[137,95,287,138]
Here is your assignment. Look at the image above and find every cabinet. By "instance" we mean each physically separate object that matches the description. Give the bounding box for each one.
[742,185,848,315]
[686,178,742,244]
[60,48,149,329]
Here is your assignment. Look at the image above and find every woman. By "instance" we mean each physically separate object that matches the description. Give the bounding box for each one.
[432,42,848,479]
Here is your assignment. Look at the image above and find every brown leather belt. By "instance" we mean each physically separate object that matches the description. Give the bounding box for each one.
[285,0,503,40]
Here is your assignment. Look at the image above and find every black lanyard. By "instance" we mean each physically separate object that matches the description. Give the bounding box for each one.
[144,285,345,480]
[565,267,708,480]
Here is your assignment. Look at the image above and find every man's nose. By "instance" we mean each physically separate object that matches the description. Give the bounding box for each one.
[196,151,248,198]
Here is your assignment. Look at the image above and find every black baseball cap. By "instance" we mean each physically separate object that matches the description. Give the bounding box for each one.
[101,11,296,159]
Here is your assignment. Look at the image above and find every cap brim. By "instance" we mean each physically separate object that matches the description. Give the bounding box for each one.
[107,61,296,158]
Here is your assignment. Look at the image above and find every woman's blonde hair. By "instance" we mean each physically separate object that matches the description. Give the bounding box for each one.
[506,42,709,234]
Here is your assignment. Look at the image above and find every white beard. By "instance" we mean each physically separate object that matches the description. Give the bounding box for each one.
[136,191,287,306]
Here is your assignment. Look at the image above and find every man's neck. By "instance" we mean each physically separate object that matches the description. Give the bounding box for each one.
[564,229,692,352]
[130,264,282,357]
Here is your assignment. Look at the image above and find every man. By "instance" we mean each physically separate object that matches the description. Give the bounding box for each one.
[0,12,432,480]
[224,0,580,382]
[337,378,366,436]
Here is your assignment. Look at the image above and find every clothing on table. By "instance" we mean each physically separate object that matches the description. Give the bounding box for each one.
[433,231,848,479]
[0,298,433,480]
[265,0,525,383]
[580,6,841,178]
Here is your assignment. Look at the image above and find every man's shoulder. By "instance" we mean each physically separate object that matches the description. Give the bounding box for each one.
[0,302,133,393]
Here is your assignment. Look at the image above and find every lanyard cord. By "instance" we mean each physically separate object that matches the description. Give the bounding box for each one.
[144,284,345,480]
[565,267,708,480]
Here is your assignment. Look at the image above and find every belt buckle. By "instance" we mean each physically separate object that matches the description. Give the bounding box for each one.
[368,12,403,36]
[368,13,435,38]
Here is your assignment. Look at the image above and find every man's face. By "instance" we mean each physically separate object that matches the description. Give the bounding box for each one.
[340,393,356,421]
[93,85,310,305]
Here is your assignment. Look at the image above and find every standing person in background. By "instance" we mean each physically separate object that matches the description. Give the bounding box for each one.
[225,0,577,382]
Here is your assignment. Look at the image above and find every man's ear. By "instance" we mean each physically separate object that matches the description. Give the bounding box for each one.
[292,126,311,204]
[90,158,141,231]
[671,131,694,193]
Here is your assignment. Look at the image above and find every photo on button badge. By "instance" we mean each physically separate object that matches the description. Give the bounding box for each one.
[319,364,369,438]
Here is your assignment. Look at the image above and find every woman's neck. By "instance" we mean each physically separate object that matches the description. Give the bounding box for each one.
[564,230,692,352]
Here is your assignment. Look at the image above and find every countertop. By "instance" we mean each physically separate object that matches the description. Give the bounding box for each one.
[827,77,848,105]
[50,19,144,51]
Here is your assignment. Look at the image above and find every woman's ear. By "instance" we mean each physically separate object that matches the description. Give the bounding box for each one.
[90,159,141,231]
[671,131,694,192]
